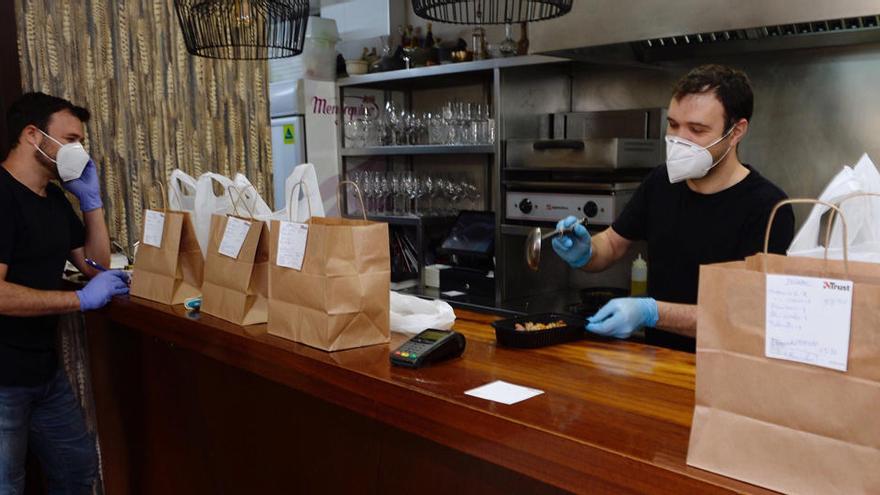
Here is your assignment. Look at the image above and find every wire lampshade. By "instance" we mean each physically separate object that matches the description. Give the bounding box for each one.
[174,0,310,59]
[411,0,572,24]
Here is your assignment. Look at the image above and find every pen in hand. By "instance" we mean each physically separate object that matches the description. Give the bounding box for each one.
[85,258,131,285]
[84,258,108,272]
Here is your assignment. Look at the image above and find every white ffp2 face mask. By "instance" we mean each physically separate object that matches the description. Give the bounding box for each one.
[33,129,91,182]
[665,126,734,184]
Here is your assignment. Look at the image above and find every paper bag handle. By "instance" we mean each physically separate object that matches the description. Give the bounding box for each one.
[226,185,256,219]
[236,183,262,219]
[338,180,367,221]
[287,180,314,222]
[764,198,849,275]
[148,181,168,212]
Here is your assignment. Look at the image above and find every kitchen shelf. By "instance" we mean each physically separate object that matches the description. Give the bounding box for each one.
[341,145,495,156]
[337,55,568,88]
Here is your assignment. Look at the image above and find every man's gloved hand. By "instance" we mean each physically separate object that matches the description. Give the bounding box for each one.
[551,215,592,268]
[75,270,129,311]
[63,160,103,212]
[586,297,659,339]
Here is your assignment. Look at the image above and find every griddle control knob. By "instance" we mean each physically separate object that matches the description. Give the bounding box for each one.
[583,201,599,218]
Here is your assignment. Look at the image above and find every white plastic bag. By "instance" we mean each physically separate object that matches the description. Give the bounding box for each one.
[390,291,456,336]
[261,163,326,223]
[233,173,273,218]
[168,170,197,212]
[193,173,235,257]
[788,153,880,263]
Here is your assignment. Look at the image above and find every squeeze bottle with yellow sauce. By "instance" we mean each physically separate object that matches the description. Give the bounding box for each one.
[630,254,647,296]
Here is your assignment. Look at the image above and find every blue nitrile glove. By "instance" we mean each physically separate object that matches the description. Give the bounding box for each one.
[63,160,104,212]
[551,216,592,268]
[586,297,659,339]
[75,270,130,311]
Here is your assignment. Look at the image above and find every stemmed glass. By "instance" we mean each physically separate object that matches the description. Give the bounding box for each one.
[360,172,374,214]
[406,173,420,215]
[384,101,399,146]
[422,175,434,215]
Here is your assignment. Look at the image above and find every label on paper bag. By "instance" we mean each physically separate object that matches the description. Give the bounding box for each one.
[765,274,853,371]
[276,221,309,270]
[143,210,165,248]
[218,217,252,259]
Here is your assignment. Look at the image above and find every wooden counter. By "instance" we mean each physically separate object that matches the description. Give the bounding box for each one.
[86,296,775,494]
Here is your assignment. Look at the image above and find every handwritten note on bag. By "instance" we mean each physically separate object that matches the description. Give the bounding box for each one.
[143,210,165,248]
[218,217,251,259]
[276,221,309,270]
[765,274,854,371]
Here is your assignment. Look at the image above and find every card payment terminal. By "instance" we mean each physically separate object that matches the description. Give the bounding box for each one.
[390,329,466,368]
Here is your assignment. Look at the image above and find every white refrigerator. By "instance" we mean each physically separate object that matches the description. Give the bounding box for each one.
[269,78,341,214]
[270,114,306,209]
[269,79,307,209]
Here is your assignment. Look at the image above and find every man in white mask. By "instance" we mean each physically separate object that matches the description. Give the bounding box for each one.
[553,65,794,351]
[0,92,128,493]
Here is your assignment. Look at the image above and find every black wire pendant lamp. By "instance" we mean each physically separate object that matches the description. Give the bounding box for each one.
[174,0,310,59]
[411,0,572,24]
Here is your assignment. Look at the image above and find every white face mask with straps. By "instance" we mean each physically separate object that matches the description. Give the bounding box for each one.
[32,129,91,182]
[665,125,735,184]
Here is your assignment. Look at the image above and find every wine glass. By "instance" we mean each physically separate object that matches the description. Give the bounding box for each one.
[406,174,420,215]
[373,172,384,215]
[390,172,402,215]
[423,175,434,215]
[384,101,399,146]
[361,171,374,214]
[346,170,362,216]
[441,102,454,145]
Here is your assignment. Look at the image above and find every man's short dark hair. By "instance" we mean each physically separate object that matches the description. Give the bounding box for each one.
[6,92,90,150]
[672,64,753,131]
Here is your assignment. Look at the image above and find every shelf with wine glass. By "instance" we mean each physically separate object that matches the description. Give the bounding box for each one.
[336,55,567,89]
[340,144,494,156]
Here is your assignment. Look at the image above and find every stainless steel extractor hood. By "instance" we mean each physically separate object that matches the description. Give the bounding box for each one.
[529,1,880,62]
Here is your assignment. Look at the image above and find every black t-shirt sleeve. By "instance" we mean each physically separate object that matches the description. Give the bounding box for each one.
[612,166,661,241]
[0,192,14,265]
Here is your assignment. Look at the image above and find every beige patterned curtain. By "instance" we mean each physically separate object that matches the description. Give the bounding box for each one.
[15,0,273,251]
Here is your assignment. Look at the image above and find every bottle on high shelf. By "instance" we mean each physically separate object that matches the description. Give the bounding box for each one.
[425,22,435,48]
[499,22,517,57]
[405,25,415,48]
[413,26,424,48]
[517,22,530,55]
[399,25,409,49]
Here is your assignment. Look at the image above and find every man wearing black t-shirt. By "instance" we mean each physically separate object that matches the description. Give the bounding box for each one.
[1,93,129,494]
[552,65,795,351]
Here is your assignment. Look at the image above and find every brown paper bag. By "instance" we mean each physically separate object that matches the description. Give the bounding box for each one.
[201,211,270,326]
[268,181,390,351]
[130,182,204,305]
[688,199,880,494]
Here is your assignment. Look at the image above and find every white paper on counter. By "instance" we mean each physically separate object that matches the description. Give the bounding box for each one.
[276,221,309,270]
[218,217,251,259]
[765,274,853,371]
[465,380,544,405]
[143,210,165,248]
[441,290,467,297]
